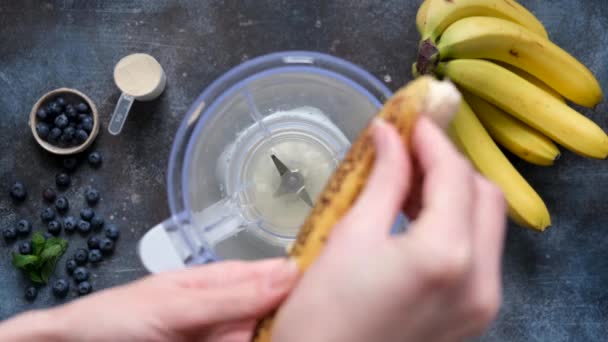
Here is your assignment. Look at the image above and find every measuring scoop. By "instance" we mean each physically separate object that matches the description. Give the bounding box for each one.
[109,53,167,135]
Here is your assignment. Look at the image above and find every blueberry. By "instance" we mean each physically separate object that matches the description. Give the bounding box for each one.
[87,152,102,168]
[63,216,77,233]
[88,249,102,264]
[74,248,88,265]
[54,114,68,129]
[75,129,89,144]
[99,237,115,255]
[54,196,69,213]
[18,241,33,255]
[55,173,71,188]
[9,182,27,201]
[73,266,90,282]
[76,124,83,131]
[90,215,104,230]
[48,127,62,142]
[43,232,53,240]
[77,281,92,296]
[52,278,69,298]
[66,258,78,274]
[85,188,100,205]
[77,220,91,235]
[61,126,75,143]
[25,286,38,301]
[47,220,62,236]
[16,219,32,236]
[65,105,78,121]
[87,235,100,249]
[42,187,57,203]
[49,101,62,115]
[76,102,89,113]
[81,117,94,133]
[62,157,78,172]
[2,227,17,241]
[40,207,56,222]
[80,208,94,221]
[104,224,119,241]
[77,114,88,122]
[36,108,48,122]
[55,97,66,107]
[36,122,50,139]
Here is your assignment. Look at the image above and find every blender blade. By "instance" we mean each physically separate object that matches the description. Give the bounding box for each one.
[271,154,314,207]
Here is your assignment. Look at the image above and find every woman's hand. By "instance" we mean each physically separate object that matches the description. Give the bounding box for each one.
[273,117,507,342]
[0,258,298,342]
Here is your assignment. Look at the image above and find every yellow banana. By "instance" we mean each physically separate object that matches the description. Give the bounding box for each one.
[463,90,560,166]
[495,62,564,102]
[449,99,551,231]
[438,59,608,159]
[418,0,547,41]
[437,16,602,107]
[253,76,462,342]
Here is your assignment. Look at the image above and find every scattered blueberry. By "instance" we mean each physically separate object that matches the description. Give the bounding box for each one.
[73,266,90,282]
[54,114,69,129]
[85,188,100,205]
[87,151,102,168]
[42,187,57,203]
[36,108,48,122]
[49,101,62,115]
[90,215,104,230]
[77,281,92,296]
[2,227,17,241]
[9,182,27,202]
[74,248,88,265]
[55,173,71,188]
[55,196,69,214]
[75,129,89,143]
[87,235,100,249]
[48,127,62,142]
[80,208,94,221]
[36,122,50,139]
[41,207,56,222]
[18,241,33,255]
[66,258,78,275]
[47,220,62,236]
[76,102,89,112]
[88,249,102,264]
[43,232,53,240]
[16,219,32,236]
[63,216,77,233]
[25,286,38,301]
[104,224,119,241]
[77,220,91,235]
[62,157,78,172]
[52,278,70,298]
[99,237,115,255]
[55,97,66,107]
[81,117,94,133]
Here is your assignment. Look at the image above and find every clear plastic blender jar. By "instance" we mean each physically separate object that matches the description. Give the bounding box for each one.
[138,51,398,273]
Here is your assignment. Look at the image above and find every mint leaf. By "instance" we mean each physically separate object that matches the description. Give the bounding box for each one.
[12,253,39,268]
[40,244,62,262]
[28,271,44,284]
[44,237,67,251]
[40,257,59,283]
[32,232,46,256]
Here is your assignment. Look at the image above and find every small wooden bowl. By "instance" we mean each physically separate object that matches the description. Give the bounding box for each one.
[29,88,100,155]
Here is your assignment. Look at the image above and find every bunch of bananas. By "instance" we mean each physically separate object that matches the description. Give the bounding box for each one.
[414,0,607,231]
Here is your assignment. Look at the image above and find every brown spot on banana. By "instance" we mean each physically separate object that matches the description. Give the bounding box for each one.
[509,49,519,57]
[251,76,461,342]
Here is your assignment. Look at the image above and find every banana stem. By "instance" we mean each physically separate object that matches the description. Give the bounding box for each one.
[415,38,440,76]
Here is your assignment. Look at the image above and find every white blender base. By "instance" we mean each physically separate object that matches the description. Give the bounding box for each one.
[138,223,185,273]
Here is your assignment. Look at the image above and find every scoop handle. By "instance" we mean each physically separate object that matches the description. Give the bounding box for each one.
[108,93,135,135]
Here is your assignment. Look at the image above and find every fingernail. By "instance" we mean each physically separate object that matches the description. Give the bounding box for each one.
[268,258,299,290]
[372,118,389,150]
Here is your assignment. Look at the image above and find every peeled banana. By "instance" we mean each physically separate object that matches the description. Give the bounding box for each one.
[463,90,560,166]
[449,99,551,231]
[417,0,547,41]
[252,76,462,342]
[437,16,602,107]
[438,59,608,159]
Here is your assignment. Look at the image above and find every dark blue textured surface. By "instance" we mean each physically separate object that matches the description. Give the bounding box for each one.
[0,1,607,340]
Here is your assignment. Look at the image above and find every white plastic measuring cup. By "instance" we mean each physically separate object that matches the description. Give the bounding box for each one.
[109,53,167,135]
